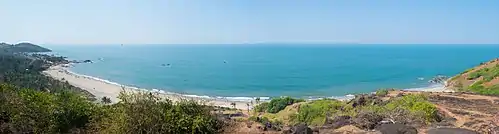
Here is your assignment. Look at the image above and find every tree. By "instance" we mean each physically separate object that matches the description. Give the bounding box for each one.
[231,102,236,108]
[101,96,111,104]
[246,103,250,112]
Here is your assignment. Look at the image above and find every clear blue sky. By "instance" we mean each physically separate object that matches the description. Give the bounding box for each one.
[1,0,498,44]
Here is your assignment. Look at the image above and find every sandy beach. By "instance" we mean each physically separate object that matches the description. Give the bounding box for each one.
[43,64,253,110]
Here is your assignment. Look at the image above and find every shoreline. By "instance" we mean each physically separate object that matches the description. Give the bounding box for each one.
[43,64,452,110]
[43,64,254,110]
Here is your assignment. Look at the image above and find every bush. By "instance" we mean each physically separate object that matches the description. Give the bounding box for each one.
[266,97,304,113]
[375,89,389,97]
[89,91,223,134]
[385,94,439,123]
[353,110,383,130]
[253,102,269,113]
[0,84,96,133]
[0,84,225,134]
[292,99,345,126]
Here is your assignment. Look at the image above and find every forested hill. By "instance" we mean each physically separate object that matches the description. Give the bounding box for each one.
[0,46,92,98]
[0,42,51,53]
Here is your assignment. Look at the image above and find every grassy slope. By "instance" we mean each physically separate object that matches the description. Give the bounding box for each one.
[447,58,499,95]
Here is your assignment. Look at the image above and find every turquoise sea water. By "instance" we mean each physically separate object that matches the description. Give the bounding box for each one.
[45,44,499,99]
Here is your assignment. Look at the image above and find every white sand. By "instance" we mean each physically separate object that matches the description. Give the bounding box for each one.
[43,65,252,110]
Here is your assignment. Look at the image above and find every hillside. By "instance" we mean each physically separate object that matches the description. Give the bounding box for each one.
[227,90,499,134]
[0,42,51,53]
[446,58,499,95]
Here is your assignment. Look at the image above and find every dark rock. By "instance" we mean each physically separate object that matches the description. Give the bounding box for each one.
[427,128,479,134]
[351,95,366,108]
[377,123,417,134]
[396,93,404,97]
[229,112,244,117]
[310,126,320,133]
[327,115,352,129]
[292,123,313,134]
[490,126,499,134]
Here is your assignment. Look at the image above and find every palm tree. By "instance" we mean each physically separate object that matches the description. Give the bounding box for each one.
[246,103,250,112]
[101,96,112,104]
[230,102,236,109]
[255,97,260,104]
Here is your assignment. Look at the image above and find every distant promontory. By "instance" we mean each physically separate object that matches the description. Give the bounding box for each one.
[0,42,51,53]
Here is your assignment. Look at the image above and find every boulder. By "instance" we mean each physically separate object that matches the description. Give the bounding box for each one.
[292,123,313,134]
[427,128,479,134]
[377,124,417,134]
[327,115,352,129]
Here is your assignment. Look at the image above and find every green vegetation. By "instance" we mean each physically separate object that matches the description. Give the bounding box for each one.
[0,84,97,133]
[466,64,499,82]
[267,97,304,113]
[0,84,224,133]
[450,59,499,96]
[0,42,51,53]
[90,92,223,134]
[0,52,93,98]
[253,102,269,112]
[254,94,440,128]
[461,64,499,95]
[468,80,499,95]
[385,94,439,123]
[375,89,389,97]
[253,97,304,113]
[292,99,345,125]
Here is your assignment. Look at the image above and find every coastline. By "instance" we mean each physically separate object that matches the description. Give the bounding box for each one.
[43,64,254,110]
[43,64,452,110]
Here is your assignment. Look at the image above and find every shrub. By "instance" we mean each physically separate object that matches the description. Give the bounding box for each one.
[385,94,439,123]
[0,84,96,133]
[0,84,225,134]
[375,89,389,97]
[292,99,345,126]
[89,91,223,134]
[253,102,269,113]
[266,97,304,113]
[352,110,383,130]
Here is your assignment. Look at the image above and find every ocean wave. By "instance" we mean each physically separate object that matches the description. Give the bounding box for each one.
[402,84,446,92]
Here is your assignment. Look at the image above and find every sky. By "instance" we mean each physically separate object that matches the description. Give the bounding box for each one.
[1,0,498,45]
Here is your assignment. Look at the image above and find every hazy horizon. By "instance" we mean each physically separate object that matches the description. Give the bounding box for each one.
[1,0,499,45]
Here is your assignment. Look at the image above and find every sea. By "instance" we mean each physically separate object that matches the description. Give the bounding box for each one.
[44,44,499,101]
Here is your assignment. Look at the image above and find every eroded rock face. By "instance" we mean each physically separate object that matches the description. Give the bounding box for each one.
[427,128,479,134]
[377,124,417,134]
